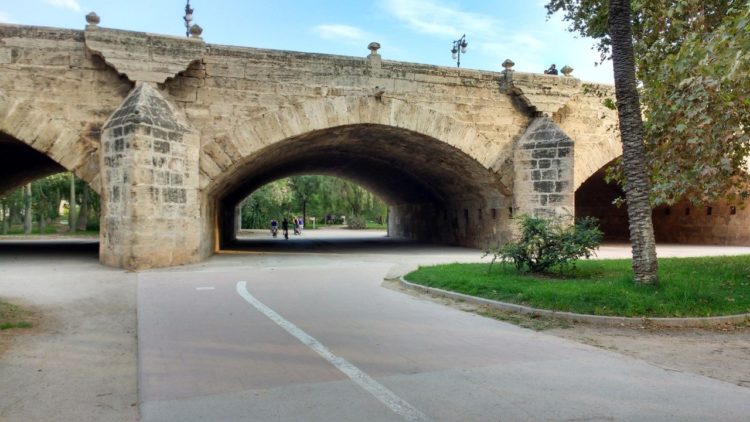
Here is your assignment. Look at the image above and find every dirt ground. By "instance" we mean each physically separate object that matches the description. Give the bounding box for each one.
[385,280,750,389]
[0,243,138,422]
[0,298,42,355]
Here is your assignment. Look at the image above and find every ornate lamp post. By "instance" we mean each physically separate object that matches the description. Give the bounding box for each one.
[451,34,468,68]
[183,1,194,38]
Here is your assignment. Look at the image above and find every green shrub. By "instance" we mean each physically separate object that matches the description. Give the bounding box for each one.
[484,215,602,274]
[346,215,367,230]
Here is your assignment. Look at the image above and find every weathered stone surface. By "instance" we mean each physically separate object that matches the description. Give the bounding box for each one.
[513,117,575,220]
[7,22,742,269]
[84,27,205,84]
[99,83,203,270]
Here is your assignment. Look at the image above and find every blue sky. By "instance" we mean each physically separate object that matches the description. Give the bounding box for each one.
[0,0,614,83]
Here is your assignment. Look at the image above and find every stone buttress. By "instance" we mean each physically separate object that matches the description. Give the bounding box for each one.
[513,117,575,220]
[99,83,204,269]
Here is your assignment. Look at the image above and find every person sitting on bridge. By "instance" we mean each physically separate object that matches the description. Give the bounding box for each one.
[544,64,558,75]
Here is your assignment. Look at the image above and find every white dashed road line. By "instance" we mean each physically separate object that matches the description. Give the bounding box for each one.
[195,286,215,291]
[236,281,429,422]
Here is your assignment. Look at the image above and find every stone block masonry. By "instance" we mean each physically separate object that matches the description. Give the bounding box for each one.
[99,83,205,270]
[0,23,654,269]
[513,117,575,220]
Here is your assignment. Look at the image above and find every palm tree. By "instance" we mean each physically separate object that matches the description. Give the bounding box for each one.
[608,0,658,284]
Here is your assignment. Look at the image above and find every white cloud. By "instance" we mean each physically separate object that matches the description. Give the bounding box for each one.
[313,24,369,42]
[380,0,500,39]
[44,0,82,12]
[378,0,613,83]
[0,11,13,23]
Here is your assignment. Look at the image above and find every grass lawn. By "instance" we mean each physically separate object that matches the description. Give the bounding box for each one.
[1,226,58,235]
[0,300,33,330]
[404,255,750,318]
[1,224,99,237]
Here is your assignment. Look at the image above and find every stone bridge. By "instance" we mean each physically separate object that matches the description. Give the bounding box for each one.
[1,20,744,270]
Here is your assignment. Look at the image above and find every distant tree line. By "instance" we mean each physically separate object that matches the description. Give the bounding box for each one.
[0,173,100,235]
[240,175,387,229]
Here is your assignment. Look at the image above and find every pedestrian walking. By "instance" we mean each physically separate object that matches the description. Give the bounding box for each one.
[282,217,289,239]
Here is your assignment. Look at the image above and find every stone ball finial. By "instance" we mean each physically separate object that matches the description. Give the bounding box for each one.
[501,59,515,71]
[189,24,203,38]
[368,42,381,55]
[85,12,100,27]
[561,65,574,76]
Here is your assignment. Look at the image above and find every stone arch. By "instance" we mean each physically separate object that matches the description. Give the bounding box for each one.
[200,98,514,251]
[199,96,503,194]
[0,90,101,193]
[575,158,750,245]
[574,158,629,240]
[573,135,622,192]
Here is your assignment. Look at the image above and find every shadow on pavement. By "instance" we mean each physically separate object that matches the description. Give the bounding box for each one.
[225,234,475,255]
[0,239,99,259]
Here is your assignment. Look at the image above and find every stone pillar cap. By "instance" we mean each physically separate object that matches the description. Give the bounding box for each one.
[85,12,100,27]
[368,42,381,55]
[189,24,203,38]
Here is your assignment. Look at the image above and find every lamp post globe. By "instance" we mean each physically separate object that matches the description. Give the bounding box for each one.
[451,34,468,68]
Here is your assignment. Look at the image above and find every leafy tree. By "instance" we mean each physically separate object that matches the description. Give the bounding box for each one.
[289,176,321,223]
[0,172,99,235]
[643,6,750,205]
[546,0,749,205]
[1,188,23,235]
[239,176,387,229]
[240,179,292,229]
[547,0,660,283]
[23,184,32,234]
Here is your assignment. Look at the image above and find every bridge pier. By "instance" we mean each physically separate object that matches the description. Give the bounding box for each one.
[513,117,575,222]
[99,83,208,270]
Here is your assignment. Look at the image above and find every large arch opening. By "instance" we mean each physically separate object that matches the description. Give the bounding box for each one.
[575,160,750,245]
[0,133,99,257]
[210,124,512,252]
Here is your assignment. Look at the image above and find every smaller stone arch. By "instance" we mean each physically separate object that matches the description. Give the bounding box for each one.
[0,90,102,193]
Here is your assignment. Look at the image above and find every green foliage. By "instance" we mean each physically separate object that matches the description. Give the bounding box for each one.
[240,175,387,229]
[1,172,100,235]
[484,215,602,274]
[546,0,750,206]
[641,6,750,205]
[405,255,750,317]
[346,215,367,230]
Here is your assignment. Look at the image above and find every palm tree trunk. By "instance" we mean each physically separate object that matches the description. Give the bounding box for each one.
[609,0,659,284]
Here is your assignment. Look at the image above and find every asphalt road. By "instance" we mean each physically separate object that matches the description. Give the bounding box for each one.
[137,232,750,422]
